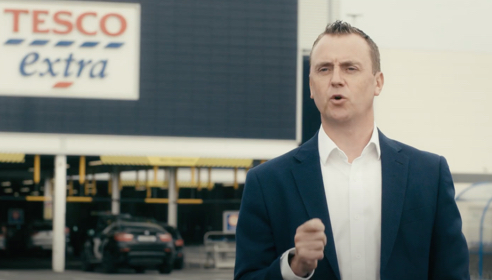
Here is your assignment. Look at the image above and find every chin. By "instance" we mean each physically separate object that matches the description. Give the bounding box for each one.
[324,115,351,124]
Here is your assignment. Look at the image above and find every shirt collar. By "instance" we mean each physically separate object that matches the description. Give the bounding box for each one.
[318,123,381,163]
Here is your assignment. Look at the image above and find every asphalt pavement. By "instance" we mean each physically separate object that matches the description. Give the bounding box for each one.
[0,269,233,280]
[0,245,234,280]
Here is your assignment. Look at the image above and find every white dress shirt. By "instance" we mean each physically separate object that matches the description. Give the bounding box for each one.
[281,124,382,280]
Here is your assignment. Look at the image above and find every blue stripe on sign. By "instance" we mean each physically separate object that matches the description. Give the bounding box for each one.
[80,41,99,47]
[105,42,124,48]
[55,41,74,47]
[5,39,24,45]
[30,40,49,46]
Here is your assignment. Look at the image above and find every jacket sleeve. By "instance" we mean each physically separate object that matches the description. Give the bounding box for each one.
[428,156,470,280]
[234,169,284,280]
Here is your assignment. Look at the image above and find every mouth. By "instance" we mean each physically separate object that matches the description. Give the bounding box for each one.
[331,94,345,101]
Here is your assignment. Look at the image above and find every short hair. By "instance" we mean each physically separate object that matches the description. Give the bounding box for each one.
[310,21,381,74]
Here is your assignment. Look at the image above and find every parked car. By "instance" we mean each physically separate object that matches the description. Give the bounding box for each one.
[72,212,133,257]
[27,220,70,255]
[81,220,175,274]
[159,223,185,269]
[128,217,185,269]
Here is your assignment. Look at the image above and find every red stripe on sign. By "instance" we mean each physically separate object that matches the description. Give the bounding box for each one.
[53,82,73,88]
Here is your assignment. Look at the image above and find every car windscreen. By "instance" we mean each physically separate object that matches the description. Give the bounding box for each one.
[117,223,166,234]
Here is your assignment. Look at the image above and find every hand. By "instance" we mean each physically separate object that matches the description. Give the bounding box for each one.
[290,218,327,277]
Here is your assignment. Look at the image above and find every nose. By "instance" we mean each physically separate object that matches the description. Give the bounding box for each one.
[330,67,343,87]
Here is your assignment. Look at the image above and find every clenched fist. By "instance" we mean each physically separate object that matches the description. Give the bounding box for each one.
[290,218,327,277]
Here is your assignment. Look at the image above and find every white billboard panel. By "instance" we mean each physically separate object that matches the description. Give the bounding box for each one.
[0,1,140,100]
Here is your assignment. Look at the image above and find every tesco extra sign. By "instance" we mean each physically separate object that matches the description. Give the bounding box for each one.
[0,1,140,100]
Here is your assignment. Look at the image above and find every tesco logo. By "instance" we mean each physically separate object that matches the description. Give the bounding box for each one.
[3,7,129,88]
[5,9,127,36]
[0,1,140,100]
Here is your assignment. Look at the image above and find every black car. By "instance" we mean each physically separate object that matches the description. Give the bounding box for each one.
[81,220,175,274]
[160,224,185,269]
[111,216,186,270]
[73,212,133,257]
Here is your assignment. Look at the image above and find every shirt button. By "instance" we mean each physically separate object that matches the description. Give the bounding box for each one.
[356,254,361,259]
[355,215,360,220]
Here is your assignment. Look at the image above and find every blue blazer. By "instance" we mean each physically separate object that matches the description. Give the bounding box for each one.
[234,131,469,280]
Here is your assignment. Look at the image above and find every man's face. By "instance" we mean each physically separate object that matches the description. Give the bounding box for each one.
[309,34,384,125]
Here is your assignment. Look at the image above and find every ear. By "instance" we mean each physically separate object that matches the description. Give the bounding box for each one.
[374,72,384,97]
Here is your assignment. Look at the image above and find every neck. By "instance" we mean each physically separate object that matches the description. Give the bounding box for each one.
[321,116,375,163]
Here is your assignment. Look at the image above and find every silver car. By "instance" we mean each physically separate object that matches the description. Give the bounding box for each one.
[28,221,70,253]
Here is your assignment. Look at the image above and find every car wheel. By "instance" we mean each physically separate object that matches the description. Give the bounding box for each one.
[159,264,172,274]
[174,259,184,270]
[81,250,95,272]
[102,251,117,274]
[134,267,145,273]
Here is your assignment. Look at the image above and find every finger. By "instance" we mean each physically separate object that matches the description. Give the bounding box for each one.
[295,231,327,244]
[295,239,326,252]
[300,218,325,232]
[296,247,325,261]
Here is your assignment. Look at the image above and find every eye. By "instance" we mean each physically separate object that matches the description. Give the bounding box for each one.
[319,67,328,72]
[346,66,358,72]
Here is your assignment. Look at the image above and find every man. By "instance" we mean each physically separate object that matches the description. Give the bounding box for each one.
[234,21,469,280]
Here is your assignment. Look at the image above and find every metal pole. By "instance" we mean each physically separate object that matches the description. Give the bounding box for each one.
[52,155,66,272]
[346,13,362,26]
[168,167,177,227]
[43,177,53,220]
[111,168,120,215]
[328,0,332,23]
[329,0,341,23]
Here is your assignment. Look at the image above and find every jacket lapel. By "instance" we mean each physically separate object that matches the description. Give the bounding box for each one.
[291,134,341,280]
[379,131,409,272]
